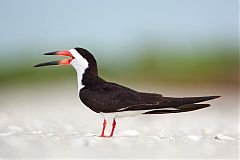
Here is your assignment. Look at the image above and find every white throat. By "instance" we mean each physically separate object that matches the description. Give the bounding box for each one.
[69,49,89,92]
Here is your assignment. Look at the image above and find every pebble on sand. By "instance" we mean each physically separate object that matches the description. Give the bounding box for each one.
[214,133,234,141]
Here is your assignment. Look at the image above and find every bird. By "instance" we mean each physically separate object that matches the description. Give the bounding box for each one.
[34,47,220,138]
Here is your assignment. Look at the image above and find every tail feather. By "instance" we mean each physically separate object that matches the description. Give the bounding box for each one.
[162,96,220,108]
[178,96,220,104]
[144,104,210,114]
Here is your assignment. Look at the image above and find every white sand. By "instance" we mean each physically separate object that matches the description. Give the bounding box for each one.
[0,82,238,159]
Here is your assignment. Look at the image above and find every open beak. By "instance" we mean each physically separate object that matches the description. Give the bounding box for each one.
[34,50,74,67]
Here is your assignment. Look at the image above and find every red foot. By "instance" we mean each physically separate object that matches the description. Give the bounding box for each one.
[99,135,108,138]
[99,119,107,137]
[109,118,116,137]
[98,118,117,138]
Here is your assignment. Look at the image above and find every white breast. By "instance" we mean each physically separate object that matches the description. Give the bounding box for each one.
[69,49,89,92]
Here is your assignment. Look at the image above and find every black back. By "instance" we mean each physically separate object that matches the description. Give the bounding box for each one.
[80,81,163,113]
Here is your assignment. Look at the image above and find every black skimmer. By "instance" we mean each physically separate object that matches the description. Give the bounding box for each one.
[34,47,220,137]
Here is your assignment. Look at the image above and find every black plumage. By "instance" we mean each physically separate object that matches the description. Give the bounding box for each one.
[75,47,220,114]
[79,76,219,114]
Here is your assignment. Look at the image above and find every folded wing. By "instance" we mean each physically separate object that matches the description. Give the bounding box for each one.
[80,80,220,114]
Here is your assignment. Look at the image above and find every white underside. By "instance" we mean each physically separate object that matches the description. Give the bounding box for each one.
[101,107,179,119]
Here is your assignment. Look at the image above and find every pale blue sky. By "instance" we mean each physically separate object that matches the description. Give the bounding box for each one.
[0,0,237,57]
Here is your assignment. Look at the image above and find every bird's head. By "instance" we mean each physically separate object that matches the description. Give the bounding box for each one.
[34,47,98,76]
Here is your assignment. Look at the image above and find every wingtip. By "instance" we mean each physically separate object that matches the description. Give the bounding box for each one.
[213,96,221,99]
[206,96,221,101]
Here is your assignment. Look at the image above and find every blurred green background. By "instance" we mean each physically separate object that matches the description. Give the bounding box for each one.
[0,0,238,88]
[0,45,238,87]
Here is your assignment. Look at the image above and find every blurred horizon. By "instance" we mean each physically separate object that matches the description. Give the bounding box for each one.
[0,0,238,87]
[0,44,238,87]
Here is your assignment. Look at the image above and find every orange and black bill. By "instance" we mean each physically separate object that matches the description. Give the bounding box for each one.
[34,50,74,67]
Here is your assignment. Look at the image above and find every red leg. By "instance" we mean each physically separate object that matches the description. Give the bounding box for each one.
[99,119,107,137]
[109,118,116,137]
